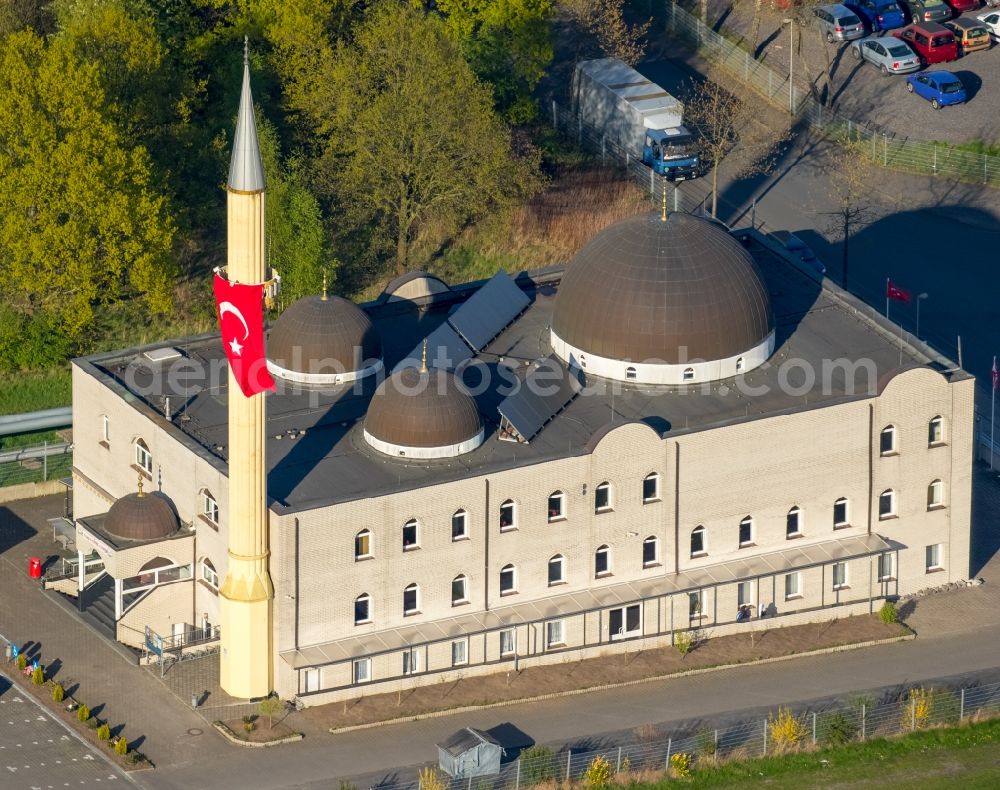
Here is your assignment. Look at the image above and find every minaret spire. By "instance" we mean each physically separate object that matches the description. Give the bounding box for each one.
[228,38,266,193]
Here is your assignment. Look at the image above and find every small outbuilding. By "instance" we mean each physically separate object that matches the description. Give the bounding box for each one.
[437,727,505,779]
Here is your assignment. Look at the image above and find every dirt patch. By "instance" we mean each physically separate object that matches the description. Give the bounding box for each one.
[300,613,910,731]
[217,717,302,746]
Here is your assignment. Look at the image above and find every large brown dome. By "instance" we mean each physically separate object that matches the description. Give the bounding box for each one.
[552,213,773,365]
[267,295,382,381]
[364,367,484,458]
[106,489,179,542]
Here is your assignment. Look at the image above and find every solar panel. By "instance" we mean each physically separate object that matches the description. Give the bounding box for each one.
[497,354,582,443]
[393,322,474,373]
[447,271,530,351]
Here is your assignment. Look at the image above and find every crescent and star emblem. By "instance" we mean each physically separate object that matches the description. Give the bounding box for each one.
[219,300,250,356]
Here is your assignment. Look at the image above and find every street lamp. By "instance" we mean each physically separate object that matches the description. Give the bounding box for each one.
[916,292,929,339]
[783,18,795,114]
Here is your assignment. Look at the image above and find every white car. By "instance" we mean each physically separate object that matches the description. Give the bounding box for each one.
[978,10,1000,39]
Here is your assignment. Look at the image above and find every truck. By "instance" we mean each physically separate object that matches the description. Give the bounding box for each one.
[573,58,702,181]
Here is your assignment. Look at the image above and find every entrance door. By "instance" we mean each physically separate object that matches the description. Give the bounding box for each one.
[609,604,641,640]
[303,668,320,693]
[172,622,186,646]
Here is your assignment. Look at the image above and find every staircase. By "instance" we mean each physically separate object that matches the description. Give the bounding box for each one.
[80,574,115,639]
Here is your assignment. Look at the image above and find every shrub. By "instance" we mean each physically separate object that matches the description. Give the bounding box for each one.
[674,630,694,656]
[418,766,445,790]
[258,696,283,729]
[77,704,90,723]
[51,683,64,703]
[768,706,807,750]
[115,737,128,756]
[695,728,717,758]
[818,710,857,746]
[31,666,44,685]
[519,744,555,785]
[584,755,612,788]
[126,750,141,765]
[620,755,631,773]
[902,687,933,731]
[242,715,256,733]
[670,752,692,778]
[97,724,111,741]
[879,601,899,624]
[16,653,27,671]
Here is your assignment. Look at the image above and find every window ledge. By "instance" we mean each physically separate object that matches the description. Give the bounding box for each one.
[739,542,756,549]
[500,590,518,597]
[879,576,897,583]
[878,514,898,521]
[547,642,567,650]
[197,514,219,531]
[99,440,110,450]
[643,562,662,569]
[928,441,947,449]
[130,464,152,481]
[926,566,945,574]
[927,504,947,512]
[833,523,851,530]
[548,516,567,524]
[354,619,372,627]
[785,594,804,601]
[451,600,470,608]
[595,571,613,579]
[595,507,614,515]
[786,532,804,540]
[402,545,420,552]
[452,535,470,542]
[499,526,517,533]
[355,555,374,563]
[643,498,662,505]
[833,585,851,592]
[548,580,567,588]
[403,610,421,617]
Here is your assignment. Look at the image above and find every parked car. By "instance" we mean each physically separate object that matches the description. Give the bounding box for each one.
[905,70,968,107]
[942,0,980,13]
[847,0,908,30]
[850,35,922,72]
[812,4,866,41]
[771,231,827,276]
[944,18,992,52]
[898,0,952,22]
[978,10,1000,39]
[893,22,960,63]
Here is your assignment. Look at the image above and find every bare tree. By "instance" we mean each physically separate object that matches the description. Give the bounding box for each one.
[821,139,877,290]
[684,79,789,217]
[562,0,651,65]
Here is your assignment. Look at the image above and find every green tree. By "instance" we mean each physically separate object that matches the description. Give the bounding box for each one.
[0,30,177,341]
[314,2,541,278]
[435,0,554,122]
[257,696,283,729]
[0,0,51,38]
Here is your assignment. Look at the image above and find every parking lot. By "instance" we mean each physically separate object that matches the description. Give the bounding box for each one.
[697,0,1000,143]
[0,675,129,789]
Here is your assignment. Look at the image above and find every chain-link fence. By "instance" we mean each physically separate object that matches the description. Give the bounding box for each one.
[0,441,72,488]
[359,678,1000,790]
[665,2,1000,187]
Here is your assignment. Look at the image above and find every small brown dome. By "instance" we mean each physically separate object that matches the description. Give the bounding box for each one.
[552,212,773,364]
[364,367,484,456]
[267,295,382,378]
[106,489,179,542]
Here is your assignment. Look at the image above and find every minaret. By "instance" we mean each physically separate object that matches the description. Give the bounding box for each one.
[219,41,273,699]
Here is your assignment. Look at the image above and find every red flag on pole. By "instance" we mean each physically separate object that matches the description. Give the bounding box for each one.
[886,280,911,303]
[993,356,998,391]
[213,273,276,397]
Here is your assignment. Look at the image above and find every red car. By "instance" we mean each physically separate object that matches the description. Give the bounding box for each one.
[943,0,980,12]
[893,22,959,63]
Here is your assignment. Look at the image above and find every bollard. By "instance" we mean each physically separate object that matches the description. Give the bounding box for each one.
[191,693,199,708]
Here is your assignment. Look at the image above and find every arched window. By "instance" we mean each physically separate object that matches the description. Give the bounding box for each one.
[354,593,371,625]
[451,509,469,540]
[403,583,419,615]
[595,482,613,513]
[642,536,659,567]
[200,489,219,524]
[451,574,469,605]
[927,479,944,508]
[133,438,152,475]
[683,367,695,382]
[690,526,706,557]
[879,425,897,455]
[928,416,944,446]
[499,499,516,531]
[402,519,419,550]
[595,545,611,576]
[625,366,637,381]
[547,555,565,585]
[355,529,372,560]
[879,489,896,519]
[738,516,753,547]
[200,558,218,589]
[548,491,566,521]
[642,473,660,503]
[787,506,803,537]
[833,497,849,528]
[499,564,517,595]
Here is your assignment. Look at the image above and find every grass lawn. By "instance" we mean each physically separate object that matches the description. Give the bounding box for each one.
[641,718,1000,788]
[0,367,72,416]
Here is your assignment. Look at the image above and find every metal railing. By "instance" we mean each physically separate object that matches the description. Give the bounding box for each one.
[0,407,72,437]
[665,2,1000,187]
[355,677,1000,790]
[0,441,72,488]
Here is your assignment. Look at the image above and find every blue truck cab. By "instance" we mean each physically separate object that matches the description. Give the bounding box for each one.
[643,127,701,181]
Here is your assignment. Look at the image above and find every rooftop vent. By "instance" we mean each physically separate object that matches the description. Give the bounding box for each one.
[143,347,183,364]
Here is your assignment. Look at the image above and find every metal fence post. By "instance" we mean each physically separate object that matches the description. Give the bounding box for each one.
[626,151,630,171]
[578,115,582,146]
[551,100,557,132]
[515,758,520,790]
[714,729,719,754]
[861,704,866,740]
[43,440,48,481]
[960,688,965,721]
[601,134,606,164]
[566,750,572,782]
[665,737,672,770]
[883,134,888,167]
[616,746,622,772]
[812,712,817,745]
[763,718,768,755]
[911,697,916,731]
[650,168,654,196]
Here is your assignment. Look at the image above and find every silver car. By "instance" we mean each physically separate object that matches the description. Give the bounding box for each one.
[850,36,921,75]
[813,4,866,42]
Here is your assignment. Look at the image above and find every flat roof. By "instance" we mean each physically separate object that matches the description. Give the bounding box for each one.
[74,230,968,515]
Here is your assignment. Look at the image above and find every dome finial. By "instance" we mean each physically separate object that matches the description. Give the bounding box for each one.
[321,270,328,301]
[137,475,145,497]
[420,339,428,373]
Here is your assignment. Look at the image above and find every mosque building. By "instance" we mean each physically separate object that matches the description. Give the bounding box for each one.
[61,59,973,705]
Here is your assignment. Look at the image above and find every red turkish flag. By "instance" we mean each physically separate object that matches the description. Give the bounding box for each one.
[213,274,276,397]
[886,280,911,303]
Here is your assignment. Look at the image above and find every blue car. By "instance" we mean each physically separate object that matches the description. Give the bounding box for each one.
[905,71,967,109]
[847,0,907,31]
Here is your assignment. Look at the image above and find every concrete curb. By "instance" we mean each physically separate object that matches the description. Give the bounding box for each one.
[328,631,916,735]
[212,720,304,748]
